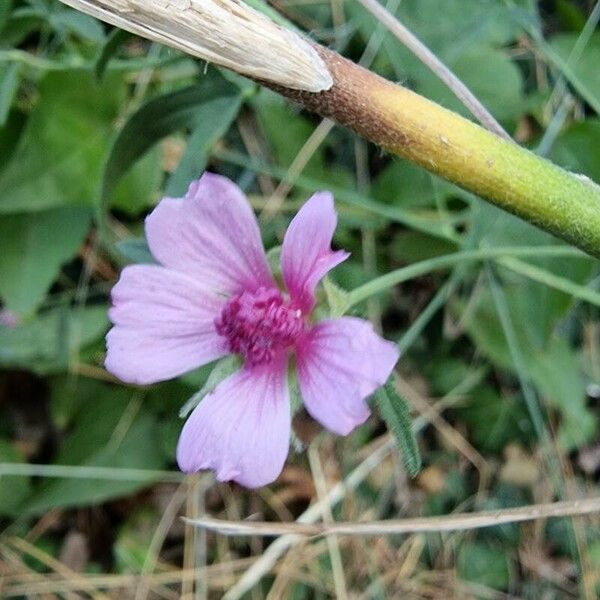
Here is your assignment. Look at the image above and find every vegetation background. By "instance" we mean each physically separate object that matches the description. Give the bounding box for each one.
[1,0,600,597]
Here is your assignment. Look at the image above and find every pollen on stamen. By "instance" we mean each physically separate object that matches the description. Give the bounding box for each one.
[215,287,304,366]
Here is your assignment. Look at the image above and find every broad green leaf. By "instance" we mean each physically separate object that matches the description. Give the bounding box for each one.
[2,14,43,46]
[457,541,510,590]
[0,110,25,170]
[555,0,586,31]
[111,145,162,216]
[254,92,354,190]
[165,93,244,196]
[375,382,421,477]
[49,8,106,43]
[528,339,598,449]
[23,388,166,515]
[394,0,523,53]
[0,438,32,517]
[0,305,108,372]
[102,72,242,205]
[550,119,600,182]
[0,63,19,127]
[0,0,13,33]
[372,159,437,209]
[0,70,125,213]
[461,287,597,450]
[116,237,156,264]
[389,231,458,263]
[550,33,600,109]
[0,207,92,315]
[454,386,533,453]
[416,47,524,123]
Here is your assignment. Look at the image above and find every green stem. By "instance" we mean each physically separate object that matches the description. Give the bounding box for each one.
[275,47,600,257]
[347,246,591,308]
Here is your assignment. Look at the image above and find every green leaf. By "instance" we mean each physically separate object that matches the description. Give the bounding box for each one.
[116,237,156,264]
[0,0,13,33]
[454,386,533,453]
[528,339,597,449]
[394,0,522,52]
[0,70,125,213]
[165,93,244,196]
[95,28,131,80]
[550,119,600,182]
[0,110,26,170]
[110,145,162,216]
[254,92,354,190]
[2,14,43,46]
[416,47,524,123]
[0,305,108,372]
[372,159,437,209]
[457,541,510,590]
[375,382,421,477]
[0,207,92,315]
[102,73,242,206]
[460,287,597,450]
[0,438,32,517]
[0,63,19,128]
[555,0,586,31]
[179,354,242,418]
[550,33,600,109]
[322,276,350,317]
[49,8,106,43]
[23,388,166,515]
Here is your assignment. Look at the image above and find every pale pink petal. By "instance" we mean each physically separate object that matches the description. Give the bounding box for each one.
[296,318,399,435]
[176,358,290,488]
[281,192,349,312]
[145,173,274,295]
[106,264,229,385]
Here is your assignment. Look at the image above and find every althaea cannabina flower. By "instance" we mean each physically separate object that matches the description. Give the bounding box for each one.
[105,173,399,487]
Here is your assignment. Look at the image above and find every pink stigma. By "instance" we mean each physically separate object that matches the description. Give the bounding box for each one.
[215,287,304,366]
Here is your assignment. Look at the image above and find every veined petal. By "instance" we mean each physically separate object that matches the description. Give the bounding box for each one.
[281,192,349,312]
[106,264,228,385]
[296,317,399,435]
[145,173,274,295]
[176,358,291,488]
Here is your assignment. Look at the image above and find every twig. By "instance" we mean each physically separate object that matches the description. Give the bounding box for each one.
[186,497,600,537]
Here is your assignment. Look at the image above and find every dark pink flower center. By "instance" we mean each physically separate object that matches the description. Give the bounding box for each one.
[215,287,304,366]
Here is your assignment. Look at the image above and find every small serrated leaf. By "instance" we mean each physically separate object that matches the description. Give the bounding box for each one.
[376,382,421,477]
[322,276,350,317]
[179,354,242,418]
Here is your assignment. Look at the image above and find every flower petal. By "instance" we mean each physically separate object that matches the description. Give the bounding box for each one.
[145,172,274,295]
[281,192,349,312]
[176,358,290,488]
[296,317,399,435]
[106,264,228,385]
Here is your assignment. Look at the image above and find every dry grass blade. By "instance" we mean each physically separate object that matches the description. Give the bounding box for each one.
[186,497,600,537]
[58,0,332,91]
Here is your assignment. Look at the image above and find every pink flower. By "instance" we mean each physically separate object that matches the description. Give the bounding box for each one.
[106,173,399,487]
